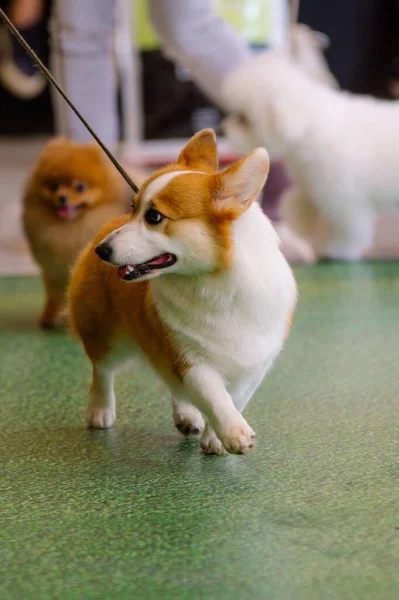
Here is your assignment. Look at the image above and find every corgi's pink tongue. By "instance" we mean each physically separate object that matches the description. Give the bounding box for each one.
[118,265,131,279]
[117,254,175,280]
[57,206,79,220]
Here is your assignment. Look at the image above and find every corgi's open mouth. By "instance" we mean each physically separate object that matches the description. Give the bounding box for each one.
[56,203,86,220]
[117,253,177,281]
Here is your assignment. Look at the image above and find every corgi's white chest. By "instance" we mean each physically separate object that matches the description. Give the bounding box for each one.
[153,205,297,382]
[155,273,291,377]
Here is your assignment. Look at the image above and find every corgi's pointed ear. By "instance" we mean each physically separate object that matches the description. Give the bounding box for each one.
[213,148,269,217]
[177,129,218,171]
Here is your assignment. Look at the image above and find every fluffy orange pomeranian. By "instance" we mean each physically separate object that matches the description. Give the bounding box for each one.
[23,137,144,329]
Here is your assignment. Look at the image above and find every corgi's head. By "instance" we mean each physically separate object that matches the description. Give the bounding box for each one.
[95,129,269,281]
[28,138,117,221]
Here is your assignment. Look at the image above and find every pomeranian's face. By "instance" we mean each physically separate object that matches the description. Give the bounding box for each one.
[32,139,109,221]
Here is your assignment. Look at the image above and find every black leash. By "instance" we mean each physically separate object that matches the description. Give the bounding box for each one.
[0,8,140,195]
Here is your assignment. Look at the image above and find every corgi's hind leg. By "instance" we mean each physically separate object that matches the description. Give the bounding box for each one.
[172,397,205,437]
[84,339,135,429]
[87,361,116,429]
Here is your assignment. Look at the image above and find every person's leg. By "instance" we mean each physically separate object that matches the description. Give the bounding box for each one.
[49,0,118,143]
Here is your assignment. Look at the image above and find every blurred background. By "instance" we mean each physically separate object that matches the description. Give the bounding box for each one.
[2,0,399,140]
[1,5,399,593]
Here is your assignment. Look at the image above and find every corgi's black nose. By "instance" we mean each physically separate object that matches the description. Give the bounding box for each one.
[95,243,113,262]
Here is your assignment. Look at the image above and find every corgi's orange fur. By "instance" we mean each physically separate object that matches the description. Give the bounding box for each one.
[23,137,144,328]
[69,130,297,455]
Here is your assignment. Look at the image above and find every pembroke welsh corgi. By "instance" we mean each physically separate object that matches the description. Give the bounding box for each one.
[23,137,145,328]
[68,129,297,455]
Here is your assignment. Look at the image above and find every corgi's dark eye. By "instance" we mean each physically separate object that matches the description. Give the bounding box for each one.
[145,208,164,225]
[48,181,59,192]
[74,181,88,193]
[131,199,135,210]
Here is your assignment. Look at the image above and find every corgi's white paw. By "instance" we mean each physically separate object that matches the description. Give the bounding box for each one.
[86,407,115,429]
[173,402,205,437]
[217,417,256,454]
[200,427,226,455]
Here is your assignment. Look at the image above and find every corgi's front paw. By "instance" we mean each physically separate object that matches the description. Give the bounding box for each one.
[217,417,256,454]
[173,401,205,437]
[200,427,226,456]
[86,407,115,429]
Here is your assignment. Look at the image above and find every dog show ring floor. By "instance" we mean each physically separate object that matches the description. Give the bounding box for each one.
[0,263,398,599]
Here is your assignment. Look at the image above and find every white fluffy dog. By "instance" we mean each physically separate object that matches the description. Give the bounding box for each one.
[222,50,399,261]
[289,23,338,90]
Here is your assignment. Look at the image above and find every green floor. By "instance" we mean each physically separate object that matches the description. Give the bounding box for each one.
[0,264,398,600]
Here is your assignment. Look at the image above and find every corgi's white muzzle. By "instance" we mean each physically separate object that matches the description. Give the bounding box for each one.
[95,221,178,281]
